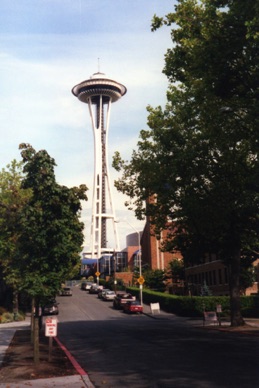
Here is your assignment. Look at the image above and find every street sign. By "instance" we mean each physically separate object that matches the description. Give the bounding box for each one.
[45,317,58,337]
[216,304,222,313]
[138,276,145,285]
[95,271,100,277]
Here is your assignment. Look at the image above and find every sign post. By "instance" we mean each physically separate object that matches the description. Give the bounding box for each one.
[138,276,145,305]
[216,304,222,326]
[45,317,58,361]
[95,271,100,285]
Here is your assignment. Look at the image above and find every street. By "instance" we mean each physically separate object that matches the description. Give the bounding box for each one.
[56,285,259,388]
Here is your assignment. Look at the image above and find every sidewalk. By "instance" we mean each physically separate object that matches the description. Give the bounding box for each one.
[0,375,94,388]
[142,303,259,329]
[0,317,94,388]
[0,316,30,367]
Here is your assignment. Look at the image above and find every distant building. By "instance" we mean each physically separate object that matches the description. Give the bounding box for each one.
[185,255,259,296]
[141,219,181,270]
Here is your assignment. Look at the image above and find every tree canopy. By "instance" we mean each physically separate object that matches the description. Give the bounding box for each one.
[16,143,88,299]
[0,160,32,296]
[0,144,88,306]
[113,0,259,326]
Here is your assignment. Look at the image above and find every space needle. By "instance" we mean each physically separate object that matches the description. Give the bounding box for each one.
[72,72,127,259]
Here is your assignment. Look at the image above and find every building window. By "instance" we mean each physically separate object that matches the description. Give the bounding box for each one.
[209,271,212,286]
[213,270,216,285]
[218,269,222,284]
[224,267,229,284]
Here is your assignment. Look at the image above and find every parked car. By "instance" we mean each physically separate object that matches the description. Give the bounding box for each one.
[98,288,110,299]
[81,281,95,291]
[89,284,103,294]
[123,300,143,314]
[113,293,136,309]
[42,299,59,315]
[102,290,116,301]
[59,287,72,296]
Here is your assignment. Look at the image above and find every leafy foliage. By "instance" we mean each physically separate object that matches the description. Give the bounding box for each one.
[0,160,32,292]
[143,269,166,292]
[113,0,259,326]
[15,143,88,300]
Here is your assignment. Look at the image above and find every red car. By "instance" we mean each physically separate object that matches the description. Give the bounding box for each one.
[123,300,143,314]
[113,292,136,309]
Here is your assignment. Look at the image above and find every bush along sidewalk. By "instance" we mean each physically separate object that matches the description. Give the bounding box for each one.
[127,287,259,318]
[0,308,25,323]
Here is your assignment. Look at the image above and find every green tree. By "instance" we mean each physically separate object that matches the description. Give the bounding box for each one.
[17,144,88,362]
[168,259,185,284]
[143,269,166,292]
[0,160,32,312]
[113,1,259,326]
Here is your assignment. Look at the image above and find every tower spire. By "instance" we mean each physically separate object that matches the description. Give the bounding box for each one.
[72,72,127,260]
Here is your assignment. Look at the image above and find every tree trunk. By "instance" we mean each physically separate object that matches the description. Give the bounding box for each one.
[31,298,35,344]
[12,290,19,321]
[229,249,245,327]
[32,298,40,364]
[33,316,40,364]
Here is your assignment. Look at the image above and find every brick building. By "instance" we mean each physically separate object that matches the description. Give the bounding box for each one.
[185,255,259,296]
[141,220,181,270]
[139,218,259,296]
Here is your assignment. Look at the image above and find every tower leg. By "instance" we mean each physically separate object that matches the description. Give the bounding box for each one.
[88,96,120,258]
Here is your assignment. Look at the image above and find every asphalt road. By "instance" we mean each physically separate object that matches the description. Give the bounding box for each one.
[56,286,259,388]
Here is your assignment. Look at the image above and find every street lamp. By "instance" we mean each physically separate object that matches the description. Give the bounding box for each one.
[113,251,117,294]
[116,219,143,305]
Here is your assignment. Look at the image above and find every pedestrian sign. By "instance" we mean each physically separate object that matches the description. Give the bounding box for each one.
[138,276,145,285]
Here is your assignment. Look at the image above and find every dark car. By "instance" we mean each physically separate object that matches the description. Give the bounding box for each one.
[89,284,103,294]
[123,300,143,314]
[113,293,136,309]
[42,300,59,315]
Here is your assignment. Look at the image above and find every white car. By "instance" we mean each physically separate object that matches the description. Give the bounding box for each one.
[59,287,72,296]
[102,290,116,301]
[98,288,110,299]
[84,282,96,291]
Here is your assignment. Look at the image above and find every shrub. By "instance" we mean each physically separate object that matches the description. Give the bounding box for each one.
[127,287,258,317]
[240,295,259,317]
[15,311,26,321]
[1,312,14,323]
[0,307,7,315]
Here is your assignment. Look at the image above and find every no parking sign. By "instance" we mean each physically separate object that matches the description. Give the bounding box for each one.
[45,317,58,337]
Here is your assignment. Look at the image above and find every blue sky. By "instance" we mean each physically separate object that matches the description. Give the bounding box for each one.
[0,0,175,250]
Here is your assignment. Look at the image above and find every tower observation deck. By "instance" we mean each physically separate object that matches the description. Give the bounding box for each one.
[72,72,127,258]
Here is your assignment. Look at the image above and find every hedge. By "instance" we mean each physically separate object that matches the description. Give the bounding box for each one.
[127,287,259,318]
